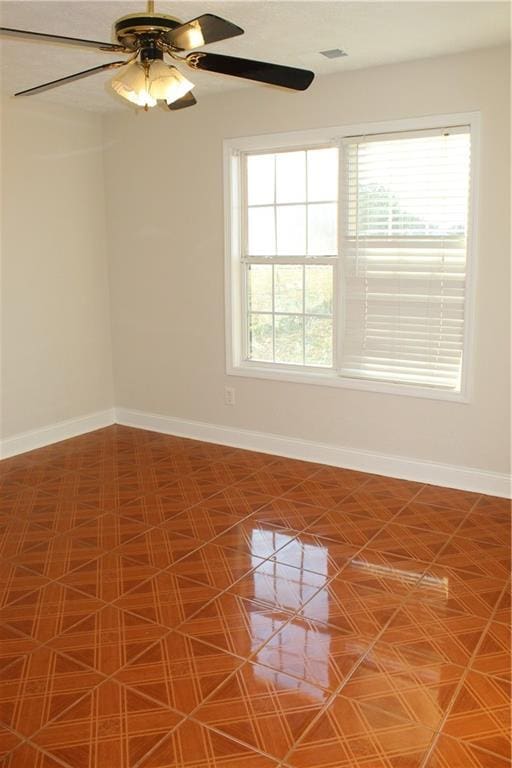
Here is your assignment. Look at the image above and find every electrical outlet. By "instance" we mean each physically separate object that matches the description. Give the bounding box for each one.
[224,386,236,406]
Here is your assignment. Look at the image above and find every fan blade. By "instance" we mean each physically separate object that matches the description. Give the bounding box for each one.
[0,26,124,51]
[166,14,243,51]
[167,92,197,111]
[186,52,314,91]
[14,61,126,96]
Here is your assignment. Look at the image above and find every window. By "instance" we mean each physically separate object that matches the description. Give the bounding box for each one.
[225,114,477,400]
[245,147,338,368]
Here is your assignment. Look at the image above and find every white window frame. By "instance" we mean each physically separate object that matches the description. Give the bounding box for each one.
[224,112,480,402]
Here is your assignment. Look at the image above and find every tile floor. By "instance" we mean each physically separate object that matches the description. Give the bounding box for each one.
[0,425,510,767]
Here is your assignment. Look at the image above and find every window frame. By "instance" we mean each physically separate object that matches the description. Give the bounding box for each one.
[224,112,480,402]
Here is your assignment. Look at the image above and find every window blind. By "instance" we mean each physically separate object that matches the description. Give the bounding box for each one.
[341,128,471,390]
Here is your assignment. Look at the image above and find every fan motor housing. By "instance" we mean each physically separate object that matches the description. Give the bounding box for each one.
[115,13,181,51]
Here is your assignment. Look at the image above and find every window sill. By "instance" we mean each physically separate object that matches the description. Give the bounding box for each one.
[227,362,469,403]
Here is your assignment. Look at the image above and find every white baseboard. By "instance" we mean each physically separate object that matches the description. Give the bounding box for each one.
[115,407,511,499]
[2,406,509,498]
[0,409,116,460]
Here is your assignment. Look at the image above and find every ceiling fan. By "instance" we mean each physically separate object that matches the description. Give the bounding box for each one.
[0,1,315,111]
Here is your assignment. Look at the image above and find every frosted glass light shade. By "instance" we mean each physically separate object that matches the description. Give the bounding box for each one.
[111,61,194,108]
[148,61,194,104]
[111,61,157,108]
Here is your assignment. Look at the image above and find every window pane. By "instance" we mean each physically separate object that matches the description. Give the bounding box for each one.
[248,264,273,312]
[249,313,273,362]
[307,148,338,202]
[275,314,303,364]
[247,154,274,205]
[305,265,333,315]
[307,203,337,256]
[305,316,333,367]
[276,205,306,256]
[248,206,275,256]
[274,264,303,313]
[276,151,306,203]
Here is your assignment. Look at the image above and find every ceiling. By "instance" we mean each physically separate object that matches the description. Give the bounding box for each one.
[0,1,509,112]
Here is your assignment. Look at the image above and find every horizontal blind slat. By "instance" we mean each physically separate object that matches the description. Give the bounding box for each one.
[341,129,471,390]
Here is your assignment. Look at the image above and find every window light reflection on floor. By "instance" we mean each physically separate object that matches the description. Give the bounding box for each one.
[350,557,449,596]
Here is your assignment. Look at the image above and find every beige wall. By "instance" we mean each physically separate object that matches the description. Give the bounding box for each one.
[2,46,508,475]
[104,45,510,475]
[1,98,114,439]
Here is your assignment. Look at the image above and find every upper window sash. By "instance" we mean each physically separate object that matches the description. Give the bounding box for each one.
[240,145,340,260]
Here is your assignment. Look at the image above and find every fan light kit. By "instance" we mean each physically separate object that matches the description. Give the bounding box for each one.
[0,1,315,111]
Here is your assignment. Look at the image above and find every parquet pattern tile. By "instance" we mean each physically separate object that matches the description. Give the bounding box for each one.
[334,489,406,520]
[193,660,328,759]
[228,559,327,613]
[0,582,105,644]
[305,508,386,546]
[0,727,23,761]
[137,719,281,767]
[112,571,220,629]
[340,640,466,729]
[393,501,470,535]
[269,532,358,578]
[299,576,403,636]
[167,542,265,590]
[0,624,38,673]
[177,593,293,657]
[410,565,505,620]
[442,671,511,759]
[0,518,55,560]
[114,631,243,714]
[193,487,273,518]
[433,535,511,579]
[284,693,435,767]
[0,561,50,609]
[456,510,511,547]
[249,498,325,533]
[380,603,489,666]
[0,645,103,738]
[31,679,184,768]
[282,478,359,509]
[253,616,371,693]
[11,498,103,535]
[336,550,427,596]
[57,551,159,602]
[157,505,241,541]
[425,733,511,768]
[470,620,511,681]
[114,528,204,570]
[233,469,302,498]
[212,520,295,559]
[0,425,509,768]
[357,474,424,500]
[367,523,450,562]
[47,604,170,675]
[8,531,106,580]
[0,741,66,767]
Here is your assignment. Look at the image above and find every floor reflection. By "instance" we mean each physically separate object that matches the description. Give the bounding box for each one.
[251,527,328,615]
[250,529,330,698]
[254,618,331,696]
[350,556,449,595]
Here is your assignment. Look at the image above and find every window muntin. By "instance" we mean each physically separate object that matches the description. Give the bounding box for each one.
[229,120,474,398]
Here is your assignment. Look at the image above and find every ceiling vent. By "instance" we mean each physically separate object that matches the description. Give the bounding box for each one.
[319,48,347,59]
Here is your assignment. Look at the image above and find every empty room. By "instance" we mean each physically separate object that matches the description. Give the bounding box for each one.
[0,1,510,766]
